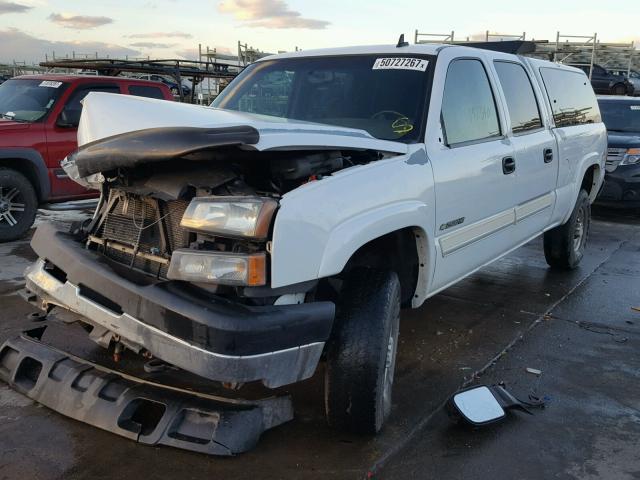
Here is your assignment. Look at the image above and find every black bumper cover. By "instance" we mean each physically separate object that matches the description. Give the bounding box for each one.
[596,164,640,208]
[30,223,334,357]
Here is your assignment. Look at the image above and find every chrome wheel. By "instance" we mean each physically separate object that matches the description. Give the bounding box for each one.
[573,205,586,254]
[0,186,25,227]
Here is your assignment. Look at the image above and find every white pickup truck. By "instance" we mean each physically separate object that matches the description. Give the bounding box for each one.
[23,43,606,435]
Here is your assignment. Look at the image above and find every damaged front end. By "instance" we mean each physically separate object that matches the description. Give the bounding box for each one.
[23,123,389,389]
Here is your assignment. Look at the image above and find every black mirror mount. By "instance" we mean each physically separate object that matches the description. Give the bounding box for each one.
[56,110,79,128]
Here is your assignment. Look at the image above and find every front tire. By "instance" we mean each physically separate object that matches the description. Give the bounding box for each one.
[0,168,38,242]
[324,268,401,434]
[544,189,590,270]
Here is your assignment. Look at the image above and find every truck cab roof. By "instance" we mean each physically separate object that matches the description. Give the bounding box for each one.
[13,74,172,87]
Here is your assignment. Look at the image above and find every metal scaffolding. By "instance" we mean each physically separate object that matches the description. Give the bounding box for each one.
[38,57,239,103]
[414,29,639,75]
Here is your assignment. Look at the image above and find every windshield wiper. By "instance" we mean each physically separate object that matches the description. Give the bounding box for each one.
[0,113,27,122]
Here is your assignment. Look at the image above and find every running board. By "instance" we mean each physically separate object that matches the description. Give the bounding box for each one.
[0,328,293,456]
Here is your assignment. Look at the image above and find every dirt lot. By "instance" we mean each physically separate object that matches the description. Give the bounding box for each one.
[0,207,638,480]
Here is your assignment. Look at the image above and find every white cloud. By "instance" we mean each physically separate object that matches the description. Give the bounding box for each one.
[128,31,193,39]
[129,41,177,49]
[218,0,329,29]
[49,12,113,29]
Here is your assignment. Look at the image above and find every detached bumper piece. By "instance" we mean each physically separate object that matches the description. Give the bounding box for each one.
[0,331,293,456]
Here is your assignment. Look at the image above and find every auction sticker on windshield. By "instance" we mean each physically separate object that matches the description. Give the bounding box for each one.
[373,58,428,72]
[39,81,63,88]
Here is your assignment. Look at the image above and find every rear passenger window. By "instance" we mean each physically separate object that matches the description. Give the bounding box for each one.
[540,67,601,127]
[128,85,165,99]
[441,59,501,145]
[494,62,542,134]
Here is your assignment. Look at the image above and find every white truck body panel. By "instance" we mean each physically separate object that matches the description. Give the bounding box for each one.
[76,43,607,308]
[270,45,606,303]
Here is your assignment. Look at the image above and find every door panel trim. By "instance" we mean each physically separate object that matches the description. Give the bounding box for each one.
[439,192,553,256]
[515,192,553,222]
[440,209,515,256]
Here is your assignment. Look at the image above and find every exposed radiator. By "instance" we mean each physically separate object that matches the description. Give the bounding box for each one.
[92,191,190,278]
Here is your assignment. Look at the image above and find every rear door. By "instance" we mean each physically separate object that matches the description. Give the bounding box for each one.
[492,59,558,238]
[426,50,517,292]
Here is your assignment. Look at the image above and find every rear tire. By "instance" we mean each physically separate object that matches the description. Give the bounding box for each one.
[544,189,590,270]
[0,168,38,242]
[324,268,401,434]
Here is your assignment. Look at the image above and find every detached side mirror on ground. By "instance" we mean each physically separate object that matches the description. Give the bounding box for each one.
[447,385,537,426]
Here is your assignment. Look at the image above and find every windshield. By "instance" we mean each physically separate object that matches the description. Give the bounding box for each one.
[0,79,66,122]
[212,55,433,143]
[599,101,640,133]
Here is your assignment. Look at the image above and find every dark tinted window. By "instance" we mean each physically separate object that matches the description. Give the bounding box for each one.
[128,85,165,99]
[213,55,432,143]
[598,100,640,133]
[62,85,120,126]
[441,59,500,145]
[494,62,542,134]
[540,68,600,127]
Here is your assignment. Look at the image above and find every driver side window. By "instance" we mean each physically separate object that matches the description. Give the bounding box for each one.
[441,59,501,146]
[60,85,120,127]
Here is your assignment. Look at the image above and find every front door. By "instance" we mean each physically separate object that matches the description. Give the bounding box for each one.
[426,53,517,292]
[45,83,120,198]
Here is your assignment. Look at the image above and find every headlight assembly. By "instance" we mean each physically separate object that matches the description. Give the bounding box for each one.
[180,197,278,239]
[167,250,266,286]
[620,148,640,166]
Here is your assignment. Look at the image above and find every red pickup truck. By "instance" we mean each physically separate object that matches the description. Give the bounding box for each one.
[0,74,173,242]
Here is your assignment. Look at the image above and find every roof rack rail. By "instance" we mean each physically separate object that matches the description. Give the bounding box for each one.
[456,40,537,55]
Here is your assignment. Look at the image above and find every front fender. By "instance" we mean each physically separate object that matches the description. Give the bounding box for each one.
[270,147,435,289]
[317,201,429,278]
[0,148,50,201]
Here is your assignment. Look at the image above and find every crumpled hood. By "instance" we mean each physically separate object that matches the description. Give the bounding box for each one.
[78,92,408,155]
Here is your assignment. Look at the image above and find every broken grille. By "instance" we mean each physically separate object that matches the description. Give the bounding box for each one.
[93,192,190,278]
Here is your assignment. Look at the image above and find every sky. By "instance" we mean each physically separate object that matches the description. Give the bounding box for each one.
[0,0,639,64]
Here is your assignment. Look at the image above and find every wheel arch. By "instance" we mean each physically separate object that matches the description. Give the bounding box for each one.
[337,226,431,308]
[580,162,602,203]
[0,148,50,201]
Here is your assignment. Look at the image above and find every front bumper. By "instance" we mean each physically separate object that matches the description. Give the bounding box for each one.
[25,223,335,388]
[596,164,640,208]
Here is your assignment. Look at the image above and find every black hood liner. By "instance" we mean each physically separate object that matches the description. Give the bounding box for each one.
[73,125,260,177]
